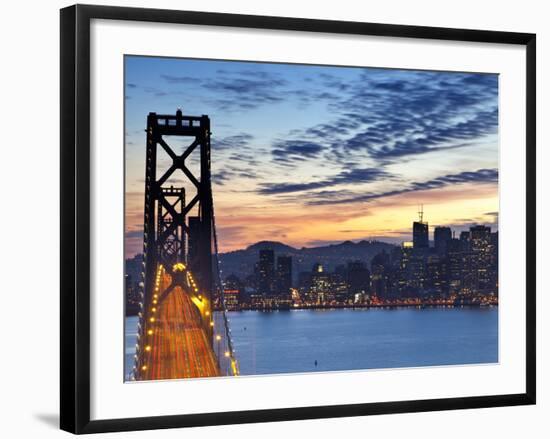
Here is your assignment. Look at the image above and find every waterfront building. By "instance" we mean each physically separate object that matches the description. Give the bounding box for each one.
[125,273,141,316]
[371,250,391,299]
[258,249,275,296]
[310,263,331,304]
[426,254,448,296]
[331,272,350,303]
[276,255,292,297]
[470,225,496,294]
[446,238,463,294]
[347,260,370,296]
[223,274,243,310]
[298,270,312,295]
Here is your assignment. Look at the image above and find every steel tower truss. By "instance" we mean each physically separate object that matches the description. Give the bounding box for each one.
[141,109,213,330]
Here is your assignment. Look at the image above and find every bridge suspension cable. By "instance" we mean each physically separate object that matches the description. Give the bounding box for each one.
[211,191,239,376]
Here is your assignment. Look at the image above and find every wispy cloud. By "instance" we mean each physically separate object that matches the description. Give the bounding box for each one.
[258,167,391,195]
[271,140,324,165]
[160,69,290,111]
[307,168,498,205]
[213,133,254,150]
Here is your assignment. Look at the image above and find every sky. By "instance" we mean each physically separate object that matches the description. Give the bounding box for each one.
[125,56,499,256]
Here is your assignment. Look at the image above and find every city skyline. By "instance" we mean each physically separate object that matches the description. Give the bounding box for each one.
[221,220,498,309]
[126,219,498,315]
[125,57,499,257]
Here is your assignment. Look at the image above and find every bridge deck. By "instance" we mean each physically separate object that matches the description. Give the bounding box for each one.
[140,272,220,380]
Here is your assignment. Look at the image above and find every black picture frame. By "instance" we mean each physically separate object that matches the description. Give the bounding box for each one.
[60,4,536,434]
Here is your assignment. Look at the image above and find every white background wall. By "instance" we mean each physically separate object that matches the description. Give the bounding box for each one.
[0,0,546,437]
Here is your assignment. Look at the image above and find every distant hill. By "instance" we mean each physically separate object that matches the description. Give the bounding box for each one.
[245,240,297,254]
[219,240,397,282]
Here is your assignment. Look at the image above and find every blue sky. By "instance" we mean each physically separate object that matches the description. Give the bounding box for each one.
[125,56,498,255]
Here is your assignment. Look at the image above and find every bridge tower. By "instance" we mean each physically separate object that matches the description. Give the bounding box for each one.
[135,110,215,379]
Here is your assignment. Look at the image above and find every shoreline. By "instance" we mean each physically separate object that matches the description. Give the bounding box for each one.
[125,302,497,317]
[221,302,498,312]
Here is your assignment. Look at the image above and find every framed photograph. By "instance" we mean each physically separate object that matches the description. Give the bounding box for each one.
[60,4,536,434]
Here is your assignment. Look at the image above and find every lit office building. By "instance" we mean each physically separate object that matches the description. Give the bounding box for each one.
[276,255,292,297]
[258,249,275,296]
[310,263,331,304]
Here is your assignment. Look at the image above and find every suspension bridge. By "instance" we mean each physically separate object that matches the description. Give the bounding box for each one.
[132,110,238,380]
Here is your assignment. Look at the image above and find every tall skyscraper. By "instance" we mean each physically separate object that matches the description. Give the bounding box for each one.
[347,260,370,295]
[434,226,452,255]
[310,263,330,304]
[413,221,429,249]
[371,251,391,298]
[394,242,413,295]
[470,225,493,293]
[446,238,463,294]
[413,206,429,249]
[459,230,471,251]
[426,254,448,295]
[276,255,292,296]
[258,249,275,296]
